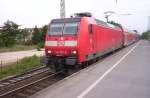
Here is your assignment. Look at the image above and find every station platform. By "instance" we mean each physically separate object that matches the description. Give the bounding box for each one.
[30,40,150,98]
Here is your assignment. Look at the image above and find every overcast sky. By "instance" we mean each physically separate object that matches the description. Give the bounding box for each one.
[0,0,150,33]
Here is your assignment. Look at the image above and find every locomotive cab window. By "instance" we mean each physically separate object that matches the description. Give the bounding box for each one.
[48,23,63,35]
[48,22,79,35]
[64,22,79,35]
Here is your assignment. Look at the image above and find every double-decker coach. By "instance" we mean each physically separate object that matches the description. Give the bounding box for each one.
[122,28,139,46]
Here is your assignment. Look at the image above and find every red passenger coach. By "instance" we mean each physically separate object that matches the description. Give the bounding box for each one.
[123,28,139,46]
[45,13,126,72]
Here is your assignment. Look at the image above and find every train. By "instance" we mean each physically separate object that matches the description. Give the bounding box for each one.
[44,12,140,72]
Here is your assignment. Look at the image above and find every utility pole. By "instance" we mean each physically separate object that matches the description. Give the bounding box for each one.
[60,0,65,18]
[115,0,118,5]
[148,16,150,31]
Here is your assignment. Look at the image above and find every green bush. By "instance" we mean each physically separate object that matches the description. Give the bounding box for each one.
[141,31,150,39]
[38,42,44,48]
[36,42,44,51]
[25,40,33,45]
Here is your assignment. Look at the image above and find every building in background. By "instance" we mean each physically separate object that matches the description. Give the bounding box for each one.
[24,28,34,41]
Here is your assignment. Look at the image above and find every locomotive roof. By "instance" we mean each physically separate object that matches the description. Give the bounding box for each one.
[50,17,122,31]
[51,18,81,23]
[74,12,92,17]
[95,18,122,30]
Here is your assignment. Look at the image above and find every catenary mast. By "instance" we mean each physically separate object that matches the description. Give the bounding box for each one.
[148,16,150,31]
[60,0,65,18]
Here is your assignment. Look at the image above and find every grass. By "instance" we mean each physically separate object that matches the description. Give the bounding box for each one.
[0,45,36,53]
[0,55,41,79]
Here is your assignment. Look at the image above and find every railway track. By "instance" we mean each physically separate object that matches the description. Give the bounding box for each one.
[0,66,48,86]
[0,66,51,98]
[0,65,78,98]
[0,47,122,98]
[0,71,66,98]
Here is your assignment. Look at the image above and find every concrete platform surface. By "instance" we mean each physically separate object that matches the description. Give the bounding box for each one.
[30,40,150,98]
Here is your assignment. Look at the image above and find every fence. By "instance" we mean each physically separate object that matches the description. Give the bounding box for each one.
[0,55,45,78]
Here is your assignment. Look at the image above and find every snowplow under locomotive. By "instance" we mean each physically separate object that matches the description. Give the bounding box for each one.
[44,12,139,72]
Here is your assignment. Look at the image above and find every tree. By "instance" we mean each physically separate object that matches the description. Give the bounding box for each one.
[141,31,150,39]
[32,26,41,44]
[0,32,4,47]
[40,25,48,41]
[17,29,29,44]
[31,25,48,45]
[36,25,48,48]
[0,20,20,47]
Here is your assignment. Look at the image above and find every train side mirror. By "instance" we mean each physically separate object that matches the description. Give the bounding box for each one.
[89,24,93,34]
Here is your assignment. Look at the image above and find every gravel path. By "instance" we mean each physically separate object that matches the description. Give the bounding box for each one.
[0,49,45,66]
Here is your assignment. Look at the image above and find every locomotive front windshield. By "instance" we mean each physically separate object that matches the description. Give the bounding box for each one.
[64,22,78,35]
[48,22,79,35]
[49,23,63,35]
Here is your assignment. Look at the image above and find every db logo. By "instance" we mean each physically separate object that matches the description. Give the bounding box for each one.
[58,41,65,46]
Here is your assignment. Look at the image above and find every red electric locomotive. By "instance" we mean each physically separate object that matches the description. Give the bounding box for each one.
[44,12,133,72]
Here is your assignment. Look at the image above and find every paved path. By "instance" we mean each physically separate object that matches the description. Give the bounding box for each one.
[30,40,150,98]
[0,49,44,66]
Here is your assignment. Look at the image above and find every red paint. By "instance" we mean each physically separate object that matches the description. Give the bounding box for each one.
[45,16,139,63]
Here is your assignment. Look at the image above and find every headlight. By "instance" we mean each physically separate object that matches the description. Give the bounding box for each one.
[48,50,52,53]
[72,50,77,54]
